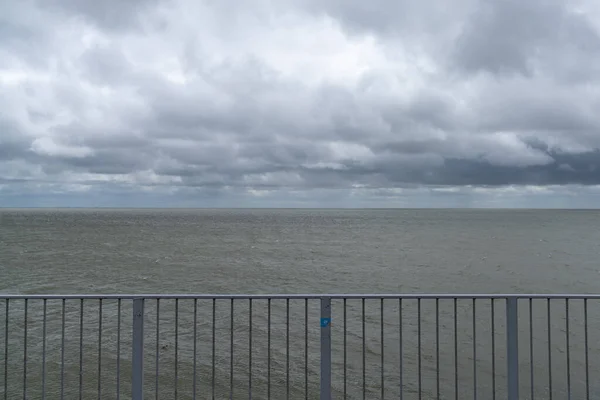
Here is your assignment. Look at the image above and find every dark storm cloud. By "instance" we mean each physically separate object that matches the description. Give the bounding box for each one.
[453,0,600,78]
[79,45,134,86]
[301,0,470,40]
[0,120,29,161]
[35,0,162,30]
[2,0,600,206]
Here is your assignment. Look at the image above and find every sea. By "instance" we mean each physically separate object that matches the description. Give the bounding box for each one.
[1,208,600,399]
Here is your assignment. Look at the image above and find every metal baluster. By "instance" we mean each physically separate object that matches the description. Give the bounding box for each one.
[212,299,216,400]
[42,299,47,400]
[506,298,519,400]
[132,299,145,400]
[175,299,179,400]
[305,299,308,400]
[23,299,28,400]
[584,299,589,400]
[473,299,476,400]
[230,299,234,399]
[4,300,8,400]
[286,298,290,400]
[116,299,121,400]
[418,299,422,400]
[267,299,271,400]
[491,299,496,400]
[529,299,534,400]
[381,299,384,400]
[343,298,347,399]
[362,298,366,400]
[193,299,198,399]
[61,299,65,400]
[155,299,160,400]
[566,299,570,399]
[79,299,83,400]
[436,298,440,400]
[454,298,458,400]
[320,297,332,400]
[399,298,403,400]
[249,299,252,399]
[98,299,102,400]
[548,299,552,400]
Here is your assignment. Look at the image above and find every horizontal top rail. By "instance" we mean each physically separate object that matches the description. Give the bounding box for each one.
[1,293,600,299]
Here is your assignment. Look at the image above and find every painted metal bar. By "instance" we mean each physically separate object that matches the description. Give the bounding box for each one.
[286,298,290,400]
[211,299,216,400]
[3,293,600,300]
[117,299,121,400]
[132,298,145,400]
[548,299,552,400]
[566,299,571,400]
[155,299,160,400]
[362,298,366,400]
[343,298,347,399]
[249,299,253,399]
[380,298,384,400]
[454,298,458,400]
[4,300,7,400]
[79,299,83,400]
[418,299,422,400]
[472,299,477,400]
[304,298,308,400]
[193,299,198,399]
[584,299,589,400]
[23,299,27,400]
[98,299,103,400]
[506,297,519,400]
[491,299,496,400]
[42,299,47,400]
[529,299,534,400]
[436,298,440,400]
[267,299,271,400]
[399,298,403,400]
[230,299,234,400]
[61,299,65,400]
[320,297,331,400]
[175,299,179,400]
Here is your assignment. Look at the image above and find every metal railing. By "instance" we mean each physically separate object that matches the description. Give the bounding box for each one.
[1,294,599,399]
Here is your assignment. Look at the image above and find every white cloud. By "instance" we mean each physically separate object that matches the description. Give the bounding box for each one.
[31,137,94,158]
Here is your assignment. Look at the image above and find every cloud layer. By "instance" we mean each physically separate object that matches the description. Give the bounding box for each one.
[2,0,600,206]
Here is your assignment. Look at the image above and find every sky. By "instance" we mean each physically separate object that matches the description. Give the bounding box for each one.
[2,0,600,208]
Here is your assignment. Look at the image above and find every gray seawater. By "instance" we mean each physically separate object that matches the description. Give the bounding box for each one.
[1,208,600,399]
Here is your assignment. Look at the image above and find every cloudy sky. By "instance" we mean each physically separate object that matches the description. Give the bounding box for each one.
[2,0,600,207]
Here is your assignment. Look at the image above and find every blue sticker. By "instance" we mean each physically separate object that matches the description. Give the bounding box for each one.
[320,318,331,327]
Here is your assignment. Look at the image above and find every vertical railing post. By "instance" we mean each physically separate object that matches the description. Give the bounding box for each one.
[320,297,332,400]
[506,297,519,400]
[132,298,145,400]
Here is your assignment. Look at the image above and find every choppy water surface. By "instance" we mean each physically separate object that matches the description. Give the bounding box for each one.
[1,209,600,399]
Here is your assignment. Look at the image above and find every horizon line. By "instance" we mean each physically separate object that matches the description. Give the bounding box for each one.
[1,206,599,211]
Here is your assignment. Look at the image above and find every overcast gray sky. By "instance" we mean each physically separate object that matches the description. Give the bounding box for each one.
[2,0,600,207]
